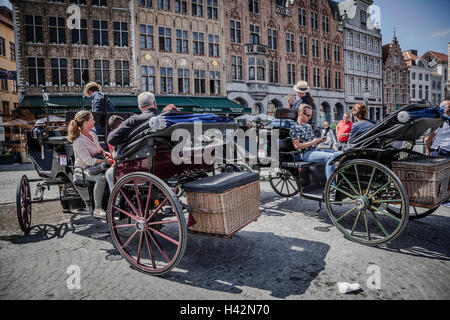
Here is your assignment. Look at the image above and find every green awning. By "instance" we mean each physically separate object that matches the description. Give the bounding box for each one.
[18,95,251,116]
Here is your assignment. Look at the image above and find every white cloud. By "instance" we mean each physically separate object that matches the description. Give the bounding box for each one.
[432,28,450,38]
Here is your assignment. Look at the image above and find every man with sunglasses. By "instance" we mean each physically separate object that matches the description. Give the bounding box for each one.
[290,104,343,180]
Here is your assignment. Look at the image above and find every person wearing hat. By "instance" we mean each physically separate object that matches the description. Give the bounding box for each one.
[289,81,315,111]
[84,82,117,135]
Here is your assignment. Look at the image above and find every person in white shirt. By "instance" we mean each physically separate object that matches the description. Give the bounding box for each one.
[425,101,450,157]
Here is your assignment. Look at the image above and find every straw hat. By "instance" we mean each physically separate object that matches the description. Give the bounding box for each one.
[293,80,310,93]
[83,82,102,97]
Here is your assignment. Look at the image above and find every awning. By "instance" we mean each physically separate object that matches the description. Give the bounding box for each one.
[18,95,251,116]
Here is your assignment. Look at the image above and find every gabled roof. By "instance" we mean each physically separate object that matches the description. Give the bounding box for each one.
[423,50,448,63]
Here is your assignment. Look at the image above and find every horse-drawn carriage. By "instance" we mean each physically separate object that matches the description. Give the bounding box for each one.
[14,104,450,276]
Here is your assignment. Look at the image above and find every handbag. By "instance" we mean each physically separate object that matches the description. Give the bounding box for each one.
[86,153,108,175]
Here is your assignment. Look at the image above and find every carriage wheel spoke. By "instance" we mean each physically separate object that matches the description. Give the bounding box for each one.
[339,172,359,196]
[286,178,297,193]
[144,232,156,269]
[133,181,144,218]
[354,164,362,194]
[368,180,393,199]
[144,182,153,219]
[335,206,358,223]
[370,205,402,223]
[147,231,171,263]
[113,224,135,229]
[136,233,145,264]
[372,199,402,203]
[281,180,287,194]
[146,197,169,222]
[120,188,140,217]
[121,231,139,249]
[369,209,389,237]
[149,227,179,246]
[148,219,178,226]
[331,185,356,199]
[350,210,362,236]
[365,167,377,195]
[113,206,139,221]
[330,201,355,205]
[363,210,371,241]
[273,178,282,189]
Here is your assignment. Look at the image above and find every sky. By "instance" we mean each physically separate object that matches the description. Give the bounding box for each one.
[337,0,450,56]
[1,0,449,56]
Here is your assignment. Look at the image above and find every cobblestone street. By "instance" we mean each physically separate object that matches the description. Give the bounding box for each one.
[0,165,449,300]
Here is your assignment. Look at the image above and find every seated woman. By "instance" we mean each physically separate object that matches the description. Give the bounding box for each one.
[68,110,111,218]
[348,103,376,144]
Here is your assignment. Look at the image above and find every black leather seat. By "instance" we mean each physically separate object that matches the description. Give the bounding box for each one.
[183,172,259,194]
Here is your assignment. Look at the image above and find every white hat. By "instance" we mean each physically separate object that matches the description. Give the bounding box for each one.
[293,80,310,93]
[83,82,102,97]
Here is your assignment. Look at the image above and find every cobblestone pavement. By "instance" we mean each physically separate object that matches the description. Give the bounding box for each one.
[0,165,449,300]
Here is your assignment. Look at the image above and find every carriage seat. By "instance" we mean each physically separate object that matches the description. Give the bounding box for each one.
[183,172,259,194]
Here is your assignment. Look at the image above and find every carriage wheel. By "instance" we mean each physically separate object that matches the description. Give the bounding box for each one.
[324,160,409,246]
[16,175,32,234]
[269,168,298,197]
[107,172,187,276]
[385,205,438,220]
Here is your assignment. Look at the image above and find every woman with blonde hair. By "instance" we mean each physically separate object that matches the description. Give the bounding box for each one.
[348,103,376,144]
[68,110,111,218]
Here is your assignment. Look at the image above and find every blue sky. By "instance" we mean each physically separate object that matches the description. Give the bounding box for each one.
[1,0,449,56]
[338,0,450,56]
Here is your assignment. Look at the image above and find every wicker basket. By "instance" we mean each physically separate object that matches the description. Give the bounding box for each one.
[186,180,260,236]
[392,157,450,206]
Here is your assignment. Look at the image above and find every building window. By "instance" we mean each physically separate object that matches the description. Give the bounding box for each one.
[346,30,352,46]
[25,15,43,43]
[298,8,307,27]
[194,69,206,93]
[386,88,391,103]
[249,0,259,14]
[322,16,329,33]
[377,81,381,98]
[176,29,189,54]
[141,66,155,92]
[418,73,422,81]
[349,77,354,95]
[411,84,415,99]
[348,53,354,70]
[269,60,278,84]
[0,69,7,91]
[232,56,243,80]
[324,69,331,89]
[312,39,319,58]
[362,56,367,72]
[335,71,341,90]
[418,85,423,99]
[402,72,408,84]
[158,0,171,11]
[250,25,260,45]
[140,0,153,8]
[360,10,366,27]
[369,57,374,73]
[73,59,89,86]
[9,42,15,60]
[311,12,318,30]
[71,0,87,4]
[93,20,108,46]
[286,33,294,53]
[425,74,429,82]
[51,58,68,86]
[49,17,66,44]
[208,34,219,57]
[193,32,205,55]
[248,58,255,81]
[115,60,130,86]
[371,80,375,97]
[249,57,266,81]
[94,59,110,86]
[28,57,45,86]
[268,29,277,50]
[323,42,330,60]
[301,65,308,82]
[375,59,380,74]
[207,0,218,19]
[192,0,203,17]
[140,25,154,50]
[92,0,107,6]
[354,33,359,47]
[72,19,88,44]
[177,68,190,94]
[209,71,220,95]
[0,38,4,56]
[357,78,361,95]
[355,54,361,70]
[361,35,366,50]
[175,0,187,13]
[160,67,173,94]
[287,64,295,85]
[114,22,128,47]
[159,27,172,52]
[437,80,441,90]
[425,86,429,100]
[313,67,320,87]
[296,37,307,57]
[412,72,416,80]
[394,70,399,84]
[394,88,399,103]
[402,89,407,104]
[334,44,340,62]
[230,20,241,43]
[368,37,373,51]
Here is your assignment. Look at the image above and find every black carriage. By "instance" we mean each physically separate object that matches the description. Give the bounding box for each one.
[263,104,449,246]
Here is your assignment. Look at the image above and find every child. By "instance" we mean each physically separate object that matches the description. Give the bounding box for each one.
[105,115,123,192]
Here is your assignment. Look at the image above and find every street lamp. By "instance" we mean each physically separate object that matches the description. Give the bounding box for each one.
[42,87,50,125]
[363,84,370,118]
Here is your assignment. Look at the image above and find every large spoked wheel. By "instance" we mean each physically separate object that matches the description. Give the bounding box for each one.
[324,160,409,246]
[107,172,187,276]
[269,168,299,197]
[16,175,32,234]
[386,204,438,220]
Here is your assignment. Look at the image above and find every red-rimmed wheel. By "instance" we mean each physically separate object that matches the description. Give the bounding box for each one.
[16,175,32,234]
[107,172,187,276]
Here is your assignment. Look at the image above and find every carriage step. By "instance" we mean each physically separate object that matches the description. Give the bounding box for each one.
[301,188,324,201]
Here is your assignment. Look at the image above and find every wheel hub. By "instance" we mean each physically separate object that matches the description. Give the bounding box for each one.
[355,195,371,210]
[135,219,147,232]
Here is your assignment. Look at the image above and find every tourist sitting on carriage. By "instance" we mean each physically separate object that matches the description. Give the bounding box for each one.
[107,92,179,147]
[425,100,450,158]
[68,110,111,218]
[105,115,123,192]
[290,104,343,180]
[348,103,376,144]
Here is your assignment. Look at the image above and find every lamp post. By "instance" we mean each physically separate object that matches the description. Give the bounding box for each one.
[42,87,49,125]
[363,84,370,118]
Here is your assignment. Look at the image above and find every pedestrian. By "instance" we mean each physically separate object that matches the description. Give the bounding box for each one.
[336,113,352,150]
[83,82,117,135]
[289,81,315,111]
[290,104,343,180]
[105,115,123,192]
[68,110,111,218]
[107,92,178,147]
[348,103,376,144]
[320,122,338,150]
